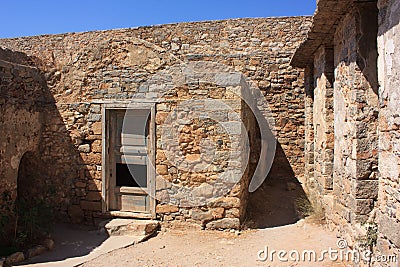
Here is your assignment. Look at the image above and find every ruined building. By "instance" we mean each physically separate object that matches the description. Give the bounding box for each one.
[0,17,310,238]
[291,0,400,259]
[0,0,399,261]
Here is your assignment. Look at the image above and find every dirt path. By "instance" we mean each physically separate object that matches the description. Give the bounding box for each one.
[82,219,348,267]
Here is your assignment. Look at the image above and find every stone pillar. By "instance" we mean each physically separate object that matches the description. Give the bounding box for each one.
[313,45,334,194]
[303,64,315,191]
[333,2,379,231]
[376,0,400,257]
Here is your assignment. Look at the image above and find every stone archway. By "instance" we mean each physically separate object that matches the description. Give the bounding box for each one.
[15,151,53,248]
[17,151,42,205]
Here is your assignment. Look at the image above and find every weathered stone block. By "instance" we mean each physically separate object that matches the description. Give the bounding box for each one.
[75,188,86,197]
[5,252,24,265]
[91,140,102,153]
[214,73,242,86]
[209,197,240,209]
[88,179,102,191]
[355,159,373,180]
[26,245,46,259]
[81,152,102,165]
[211,207,225,219]
[88,114,101,122]
[206,218,240,229]
[191,209,214,222]
[225,208,240,218]
[91,122,102,135]
[80,201,102,211]
[155,112,168,125]
[156,190,170,203]
[75,181,86,188]
[192,183,214,198]
[351,180,379,199]
[78,144,91,153]
[156,165,168,175]
[68,205,84,223]
[156,204,179,214]
[86,191,102,201]
[349,196,374,215]
[41,238,55,250]
[104,219,159,236]
[378,213,400,248]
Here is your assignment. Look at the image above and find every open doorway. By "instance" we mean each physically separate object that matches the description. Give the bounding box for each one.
[103,107,156,218]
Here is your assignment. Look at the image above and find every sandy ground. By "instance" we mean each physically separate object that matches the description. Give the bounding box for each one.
[17,224,145,267]
[17,169,348,267]
[82,218,348,267]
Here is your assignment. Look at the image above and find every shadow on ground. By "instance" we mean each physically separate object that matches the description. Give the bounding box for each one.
[245,142,310,229]
[16,224,108,266]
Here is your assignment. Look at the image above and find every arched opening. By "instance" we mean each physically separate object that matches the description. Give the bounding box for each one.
[15,151,54,249]
[244,111,311,229]
[17,151,40,203]
[245,141,311,228]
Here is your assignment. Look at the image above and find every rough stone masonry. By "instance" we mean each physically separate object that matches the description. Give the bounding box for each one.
[0,16,311,243]
[2,2,399,264]
[291,0,400,262]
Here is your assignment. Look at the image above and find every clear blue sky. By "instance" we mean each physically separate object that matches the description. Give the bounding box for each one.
[0,0,316,38]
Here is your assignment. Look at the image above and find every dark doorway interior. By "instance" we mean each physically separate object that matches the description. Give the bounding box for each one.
[116,163,147,187]
[16,151,54,249]
[245,141,310,228]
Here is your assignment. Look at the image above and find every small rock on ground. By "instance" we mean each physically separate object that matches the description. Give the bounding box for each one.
[6,252,25,265]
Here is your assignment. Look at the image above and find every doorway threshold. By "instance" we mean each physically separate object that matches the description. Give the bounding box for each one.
[106,211,155,219]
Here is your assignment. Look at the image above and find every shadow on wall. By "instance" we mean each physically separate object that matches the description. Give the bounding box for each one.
[378,0,400,37]
[356,2,379,95]
[0,47,98,247]
[245,141,310,229]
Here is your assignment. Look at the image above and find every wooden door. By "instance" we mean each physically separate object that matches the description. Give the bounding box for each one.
[108,109,154,214]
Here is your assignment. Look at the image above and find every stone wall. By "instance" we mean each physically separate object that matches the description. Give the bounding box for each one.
[0,48,46,243]
[153,80,246,229]
[0,17,311,227]
[303,65,314,191]
[312,45,334,194]
[331,3,379,244]
[292,0,400,261]
[302,44,336,221]
[376,0,400,258]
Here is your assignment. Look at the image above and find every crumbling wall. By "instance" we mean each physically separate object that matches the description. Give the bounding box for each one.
[292,0,382,249]
[376,0,400,258]
[303,65,314,191]
[331,2,379,244]
[154,81,245,229]
[291,0,400,261]
[0,17,310,226]
[0,48,44,243]
[302,44,336,222]
[312,45,334,194]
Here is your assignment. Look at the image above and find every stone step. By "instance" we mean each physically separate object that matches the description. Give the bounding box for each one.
[101,218,160,237]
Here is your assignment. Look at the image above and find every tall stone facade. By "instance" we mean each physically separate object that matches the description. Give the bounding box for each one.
[376,0,400,259]
[0,48,44,243]
[2,2,399,262]
[0,16,311,240]
[292,0,400,261]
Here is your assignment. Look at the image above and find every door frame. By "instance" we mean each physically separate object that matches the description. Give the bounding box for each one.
[101,102,156,218]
